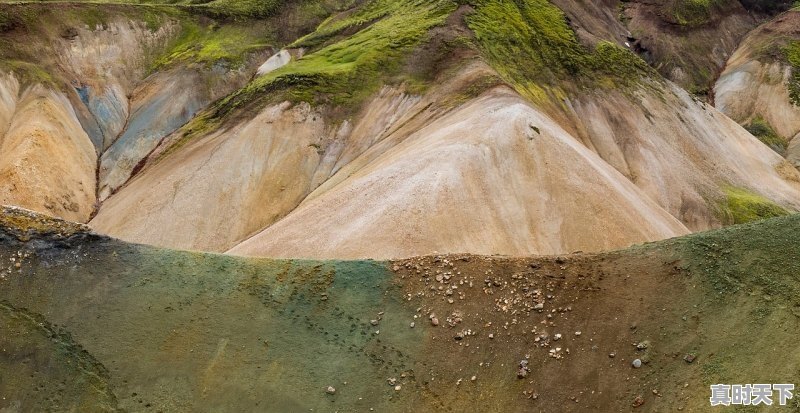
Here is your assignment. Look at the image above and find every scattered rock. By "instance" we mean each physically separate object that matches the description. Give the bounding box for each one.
[517,360,530,379]
[684,354,696,363]
[326,386,336,395]
[430,317,439,326]
[632,395,644,408]
[632,359,642,368]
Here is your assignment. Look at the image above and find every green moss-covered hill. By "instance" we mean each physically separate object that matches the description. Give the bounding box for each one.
[1,206,799,411]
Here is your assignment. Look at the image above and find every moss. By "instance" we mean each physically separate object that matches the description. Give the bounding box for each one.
[204,0,453,123]
[785,41,800,107]
[671,0,714,26]
[151,21,271,70]
[0,206,89,241]
[0,8,13,32]
[744,116,787,154]
[0,60,56,87]
[465,0,656,105]
[717,187,790,225]
[442,73,504,108]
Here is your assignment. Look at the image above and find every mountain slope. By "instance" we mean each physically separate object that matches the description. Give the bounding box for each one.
[714,9,800,165]
[88,0,800,258]
[2,0,800,260]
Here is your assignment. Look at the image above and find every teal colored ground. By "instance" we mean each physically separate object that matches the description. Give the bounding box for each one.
[2,209,800,411]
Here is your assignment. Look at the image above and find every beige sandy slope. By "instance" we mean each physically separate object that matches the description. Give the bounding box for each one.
[229,88,691,259]
[0,74,97,222]
[89,80,437,252]
[569,82,800,231]
[91,59,800,258]
[714,11,800,163]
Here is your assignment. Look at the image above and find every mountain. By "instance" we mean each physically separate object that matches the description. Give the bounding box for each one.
[3,0,796,258]
[2,1,800,410]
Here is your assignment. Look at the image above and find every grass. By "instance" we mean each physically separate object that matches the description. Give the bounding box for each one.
[676,214,800,302]
[465,0,656,105]
[150,21,271,70]
[716,187,790,226]
[671,0,714,26]
[744,116,787,153]
[0,60,55,86]
[786,41,800,107]
[159,0,456,157]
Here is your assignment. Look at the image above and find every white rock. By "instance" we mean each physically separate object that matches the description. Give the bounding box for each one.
[257,49,291,76]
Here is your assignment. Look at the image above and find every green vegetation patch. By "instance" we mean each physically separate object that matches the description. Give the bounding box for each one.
[717,187,789,226]
[233,0,454,108]
[674,213,800,302]
[151,21,271,70]
[671,0,714,26]
[786,41,800,106]
[163,0,455,155]
[0,60,55,87]
[744,116,787,153]
[465,0,656,104]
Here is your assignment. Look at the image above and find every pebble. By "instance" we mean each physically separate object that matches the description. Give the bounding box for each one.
[326,386,336,395]
[370,319,379,326]
[574,331,581,336]
[632,395,644,408]
[410,322,415,328]
[488,333,494,339]
[394,385,402,391]
[683,354,696,363]
[517,360,530,379]
[431,317,439,326]
[471,376,476,381]
[632,359,642,368]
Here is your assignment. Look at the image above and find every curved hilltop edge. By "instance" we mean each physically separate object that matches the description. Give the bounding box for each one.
[3,205,800,412]
[714,9,800,165]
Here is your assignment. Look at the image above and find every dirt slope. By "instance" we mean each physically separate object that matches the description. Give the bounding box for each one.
[3,206,800,412]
